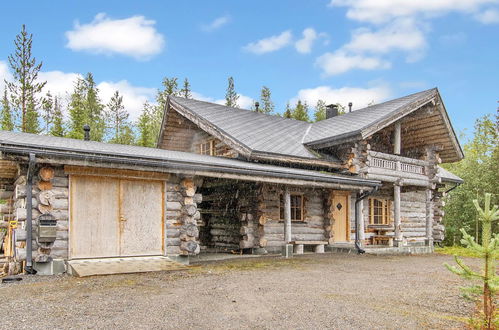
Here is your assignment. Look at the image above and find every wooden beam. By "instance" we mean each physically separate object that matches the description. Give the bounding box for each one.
[284,186,291,243]
[393,184,401,246]
[394,122,401,155]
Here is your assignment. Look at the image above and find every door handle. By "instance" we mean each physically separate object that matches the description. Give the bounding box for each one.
[120,216,127,222]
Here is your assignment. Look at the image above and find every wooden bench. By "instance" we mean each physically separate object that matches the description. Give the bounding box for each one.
[371,235,394,247]
[290,241,328,254]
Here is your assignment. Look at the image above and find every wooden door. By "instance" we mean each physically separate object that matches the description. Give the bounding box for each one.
[70,175,165,259]
[331,191,350,242]
[119,180,164,256]
[70,176,120,259]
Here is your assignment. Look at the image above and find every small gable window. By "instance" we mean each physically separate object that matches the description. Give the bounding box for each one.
[369,198,391,225]
[279,193,304,221]
[199,140,215,156]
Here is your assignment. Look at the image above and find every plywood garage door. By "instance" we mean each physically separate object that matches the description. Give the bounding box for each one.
[70,175,164,259]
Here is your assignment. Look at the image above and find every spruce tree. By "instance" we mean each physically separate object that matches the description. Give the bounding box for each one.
[292,100,310,122]
[225,76,239,108]
[106,90,133,144]
[50,96,64,137]
[137,101,155,147]
[1,87,14,131]
[283,102,292,118]
[259,86,274,114]
[314,100,327,122]
[445,193,499,328]
[67,77,87,139]
[180,78,192,99]
[6,24,46,132]
[83,73,105,141]
[41,91,53,134]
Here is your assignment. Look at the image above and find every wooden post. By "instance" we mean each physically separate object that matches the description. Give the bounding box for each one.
[284,187,292,243]
[394,121,401,155]
[356,191,365,244]
[425,189,434,247]
[393,183,402,246]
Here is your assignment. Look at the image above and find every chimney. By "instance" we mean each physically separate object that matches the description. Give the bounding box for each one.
[83,124,91,141]
[348,102,353,113]
[326,104,339,119]
[254,101,260,112]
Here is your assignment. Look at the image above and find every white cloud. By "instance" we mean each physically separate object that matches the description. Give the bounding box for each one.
[344,19,427,61]
[193,91,254,109]
[98,80,156,120]
[315,51,391,76]
[329,0,499,24]
[38,71,82,99]
[295,28,318,54]
[202,15,231,31]
[65,13,165,60]
[475,8,499,23]
[0,60,12,92]
[243,30,293,54]
[293,84,392,110]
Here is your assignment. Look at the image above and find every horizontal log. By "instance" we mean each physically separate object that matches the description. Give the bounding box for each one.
[0,190,14,199]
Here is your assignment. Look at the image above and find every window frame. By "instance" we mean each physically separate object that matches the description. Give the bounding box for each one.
[279,192,304,222]
[199,140,215,156]
[368,198,391,225]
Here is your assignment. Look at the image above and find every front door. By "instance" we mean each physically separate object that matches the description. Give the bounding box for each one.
[331,191,350,242]
[70,175,164,259]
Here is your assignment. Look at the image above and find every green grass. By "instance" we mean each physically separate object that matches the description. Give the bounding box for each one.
[435,246,481,258]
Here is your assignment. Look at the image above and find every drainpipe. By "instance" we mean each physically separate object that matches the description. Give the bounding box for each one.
[25,153,37,274]
[432,182,462,201]
[354,186,379,254]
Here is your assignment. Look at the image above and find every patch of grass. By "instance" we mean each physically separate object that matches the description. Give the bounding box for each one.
[435,246,481,258]
[193,257,312,274]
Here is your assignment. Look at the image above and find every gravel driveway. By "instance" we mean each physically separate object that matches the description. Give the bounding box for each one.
[0,253,477,329]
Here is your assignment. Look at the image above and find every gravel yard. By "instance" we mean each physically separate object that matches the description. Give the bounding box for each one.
[0,253,477,329]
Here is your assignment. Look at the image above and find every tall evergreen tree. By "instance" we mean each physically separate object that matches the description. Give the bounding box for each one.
[67,77,87,139]
[180,78,192,99]
[225,76,239,108]
[106,90,133,144]
[83,73,105,141]
[6,24,46,132]
[136,101,155,147]
[41,91,53,134]
[283,102,292,118]
[314,100,327,122]
[259,86,274,114]
[292,100,310,122]
[1,87,14,131]
[50,96,64,137]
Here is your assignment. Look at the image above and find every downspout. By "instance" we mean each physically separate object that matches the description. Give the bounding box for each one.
[25,153,36,274]
[354,186,379,254]
[432,182,462,201]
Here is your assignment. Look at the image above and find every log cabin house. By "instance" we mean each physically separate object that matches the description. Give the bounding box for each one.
[0,87,463,275]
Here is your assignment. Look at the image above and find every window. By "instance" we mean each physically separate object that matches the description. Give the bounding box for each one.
[279,193,304,221]
[369,198,391,225]
[199,140,215,155]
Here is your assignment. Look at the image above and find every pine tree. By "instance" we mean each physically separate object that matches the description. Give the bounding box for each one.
[67,77,87,139]
[180,78,192,99]
[136,101,155,147]
[83,73,105,141]
[50,96,64,137]
[314,100,327,122]
[225,76,239,108]
[292,100,310,122]
[25,94,40,134]
[6,24,46,132]
[283,102,292,118]
[445,193,499,328]
[259,86,274,114]
[106,90,133,144]
[1,87,14,131]
[41,91,53,134]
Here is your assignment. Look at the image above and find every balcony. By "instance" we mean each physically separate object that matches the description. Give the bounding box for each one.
[362,151,430,187]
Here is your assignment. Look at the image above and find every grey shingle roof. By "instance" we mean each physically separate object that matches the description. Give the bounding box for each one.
[168,88,438,158]
[304,88,438,145]
[0,130,380,187]
[438,166,464,184]
[169,96,317,159]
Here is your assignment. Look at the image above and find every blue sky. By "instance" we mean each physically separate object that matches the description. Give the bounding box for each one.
[0,0,498,140]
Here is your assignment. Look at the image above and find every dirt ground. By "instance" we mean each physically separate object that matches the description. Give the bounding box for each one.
[0,253,478,329]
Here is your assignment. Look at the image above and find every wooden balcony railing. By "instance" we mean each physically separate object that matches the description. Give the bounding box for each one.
[368,151,426,175]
